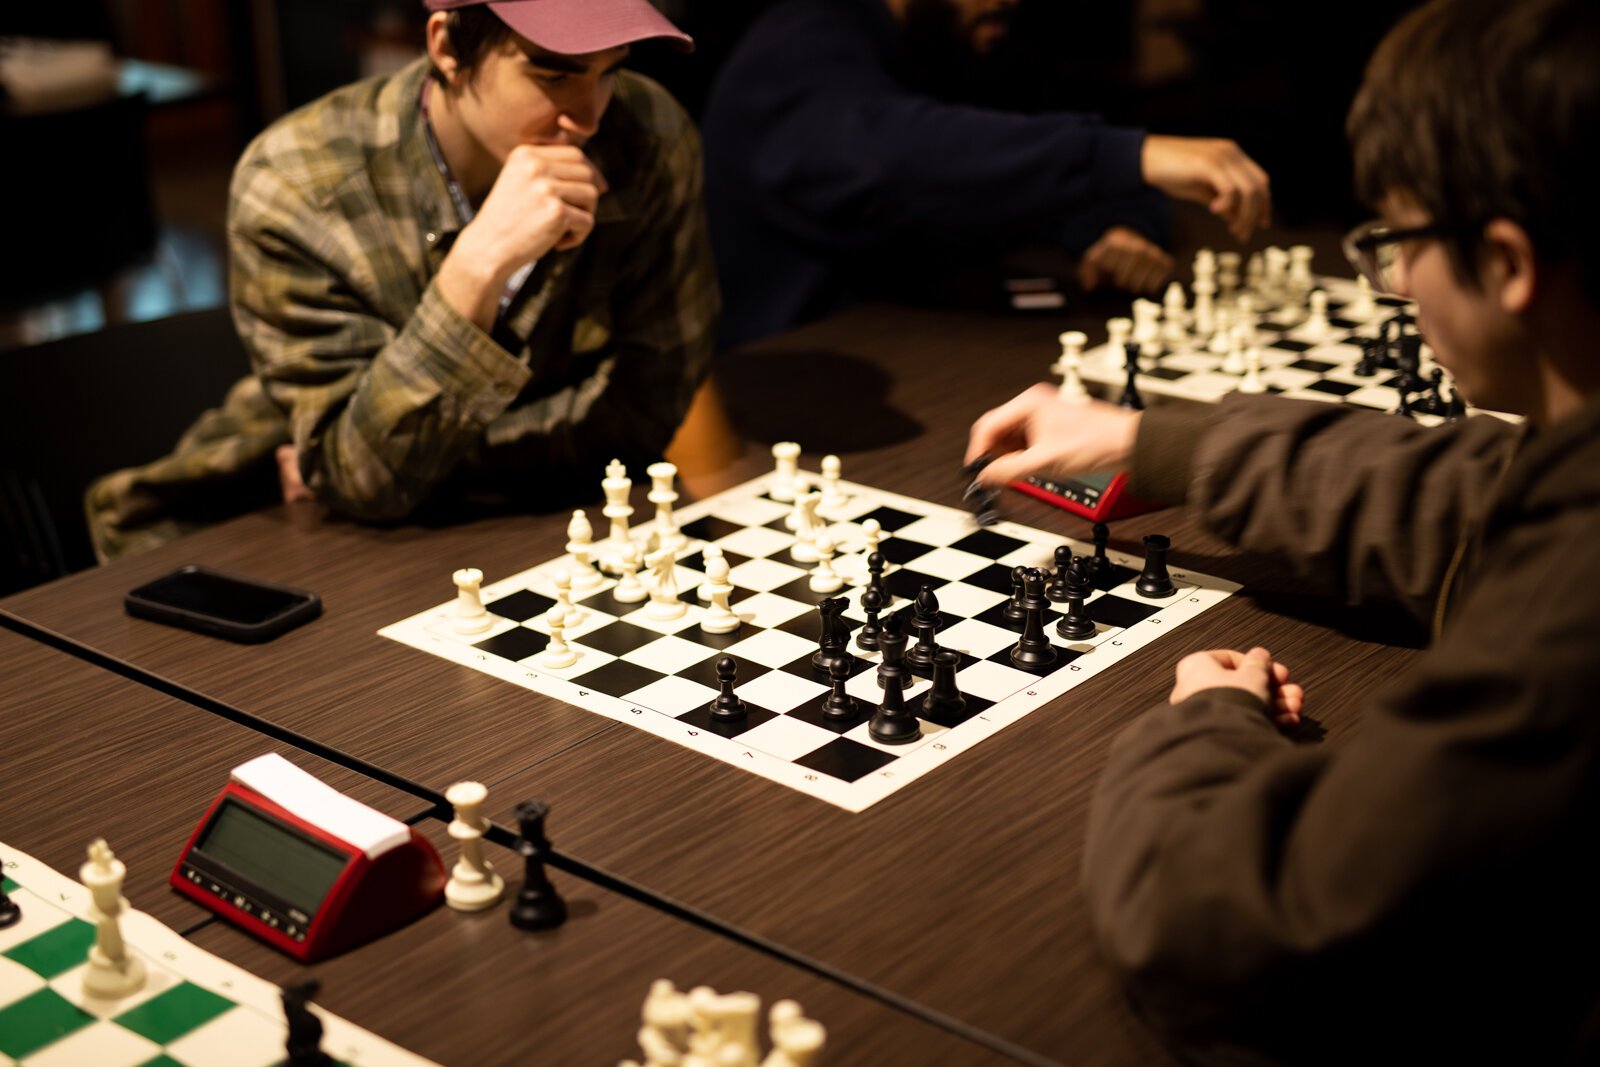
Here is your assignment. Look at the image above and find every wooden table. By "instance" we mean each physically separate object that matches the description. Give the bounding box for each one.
[1,299,1426,1065]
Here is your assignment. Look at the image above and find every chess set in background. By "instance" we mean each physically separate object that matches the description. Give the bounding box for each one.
[620,979,826,1067]
[0,841,434,1067]
[1054,244,1512,426]
[380,452,1239,812]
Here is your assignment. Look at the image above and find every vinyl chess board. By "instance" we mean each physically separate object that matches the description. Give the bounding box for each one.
[0,843,435,1067]
[381,473,1238,812]
[1079,275,1477,425]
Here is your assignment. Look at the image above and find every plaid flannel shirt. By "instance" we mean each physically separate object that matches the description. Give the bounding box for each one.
[87,57,719,560]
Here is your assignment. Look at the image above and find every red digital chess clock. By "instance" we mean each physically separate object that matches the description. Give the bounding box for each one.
[171,754,445,962]
[1012,469,1161,523]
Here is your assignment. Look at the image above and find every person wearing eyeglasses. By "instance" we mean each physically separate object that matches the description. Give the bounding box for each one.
[967,0,1600,1060]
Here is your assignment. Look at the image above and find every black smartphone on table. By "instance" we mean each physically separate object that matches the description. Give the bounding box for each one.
[125,565,321,643]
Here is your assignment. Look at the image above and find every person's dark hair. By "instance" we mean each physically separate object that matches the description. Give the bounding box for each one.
[1347,0,1600,298]
[428,8,516,87]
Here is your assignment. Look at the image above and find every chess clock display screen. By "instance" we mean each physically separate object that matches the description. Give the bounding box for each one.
[193,800,348,914]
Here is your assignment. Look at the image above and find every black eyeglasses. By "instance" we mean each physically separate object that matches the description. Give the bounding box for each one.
[1342,219,1472,295]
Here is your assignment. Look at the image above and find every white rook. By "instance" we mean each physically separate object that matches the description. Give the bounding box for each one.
[452,568,491,634]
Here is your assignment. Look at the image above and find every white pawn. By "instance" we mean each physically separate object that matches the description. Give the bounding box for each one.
[862,517,884,555]
[1207,305,1234,356]
[1222,323,1248,375]
[444,781,504,911]
[1303,289,1332,340]
[613,542,648,603]
[646,548,686,620]
[769,442,801,503]
[539,606,578,669]
[566,510,604,591]
[789,494,823,563]
[81,839,145,999]
[1217,250,1241,301]
[1349,274,1377,318]
[1246,251,1265,297]
[808,535,843,593]
[819,455,848,509]
[694,545,726,602]
[552,568,585,625]
[1288,244,1315,301]
[1131,298,1162,357]
[452,567,492,634]
[699,555,740,634]
[1234,294,1258,346]
[783,473,809,531]
[1053,331,1089,402]
[1105,316,1132,358]
[1161,282,1188,345]
[1237,346,1267,394]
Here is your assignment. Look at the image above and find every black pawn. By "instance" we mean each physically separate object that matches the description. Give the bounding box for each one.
[1092,522,1111,580]
[1009,568,1058,670]
[1120,342,1145,410]
[1056,592,1096,640]
[708,656,748,722]
[1136,535,1176,598]
[869,654,922,745]
[876,617,912,691]
[282,980,334,1067]
[866,550,889,605]
[0,861,19,929]
[1421,368,1446,416]
[1003,565,1029,624]
[510,800,568,931]
[921,650,967,720]
[856,585,884,651]
[1046,545,1073,602]
[821,656,859,722]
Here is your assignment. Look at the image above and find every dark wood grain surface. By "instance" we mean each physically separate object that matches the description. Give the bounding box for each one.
[188,817,1011,1067]
[3,289,1427,1065]
[0,628,431,930]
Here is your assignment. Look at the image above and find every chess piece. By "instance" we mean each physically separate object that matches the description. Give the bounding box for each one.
[81,839,145,998]
[708,657,748,722]
[861,517,886,557]
[1288,244,1315,302]
[1303,289,1332,341]
[694,545,726,602]
[769,441,801,502]
[445,781,505,911]
[1009,569,1057,670]
[1054,330,1089,401]
[0,855,20,928]
[1136,534,1177,597]
[819,454,848,509]
[539,606,578,668]
[808,535,844,593]
[645,547,686,620]
[1237,346,1267,394]
[790,494,824,563]
[452,567,492,634]
[1132,298,1162,357]
[1348,273,1377,317]
[1003,565,1029,625]
[601,458,634,554]
[1091,522,1112,584]
[1162,282,1189,345]
[613,541,648,603]
[866,550,890,605]
[699,554,741,634]
[868,642,922,745]
[855,585,884,651]
[566,510,604,590]
[762,1012,827,1067]
[647,461,686,553]
[810,597,851,674]
[1221,324,1247,375]
[921,650,966,720]
[1217,250,1241,301]
[1119,343,1145,410]
[551,568,585,625]
[1066,555,1096,599]
[875,615,912,691]
[904,585,941,671]
[1055,590,1097,640]
[1046,545,1073,602]
[820,655,859,722]
[509,800,567,930]
[282,979,335,1067]
[1105,316,1132,358]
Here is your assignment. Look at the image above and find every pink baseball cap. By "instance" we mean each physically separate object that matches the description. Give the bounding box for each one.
[423,0,693,54]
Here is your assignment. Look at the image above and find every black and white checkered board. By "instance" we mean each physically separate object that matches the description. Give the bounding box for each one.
[380,474,1238,812]
[1077,275,1492,426]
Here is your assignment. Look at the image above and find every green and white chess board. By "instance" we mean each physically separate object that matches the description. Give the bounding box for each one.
[0,843,436,1067]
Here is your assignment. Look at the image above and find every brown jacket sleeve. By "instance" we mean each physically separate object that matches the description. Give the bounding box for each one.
[1128,396,1519,618]
[1084,400,1600,1063]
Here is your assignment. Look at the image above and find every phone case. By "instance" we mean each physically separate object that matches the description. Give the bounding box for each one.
[125,565,322,643]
